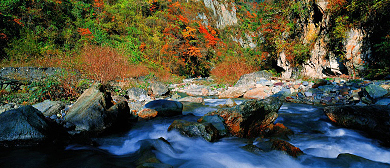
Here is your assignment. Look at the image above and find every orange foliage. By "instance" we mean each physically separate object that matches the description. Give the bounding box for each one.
[80,45,133,83]
[211,57,259,84]
[178,15,189,24]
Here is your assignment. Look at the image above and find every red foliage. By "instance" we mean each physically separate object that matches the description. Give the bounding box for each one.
[13,18,24,26]
[77,28,94,40]
[0,33,7,40]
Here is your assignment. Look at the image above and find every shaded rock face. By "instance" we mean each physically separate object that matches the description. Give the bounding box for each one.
[0,106,66,147]
[168,120,219,142]
[33,100,65,117]
[205,97,283,138]
[144,100,183,117]
[324,105,390,146]
[64,84,128,135]
[197,115,228,137]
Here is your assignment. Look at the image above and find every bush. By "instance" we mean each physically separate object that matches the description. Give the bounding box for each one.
[80,45,133,83]
[211,57,259,85]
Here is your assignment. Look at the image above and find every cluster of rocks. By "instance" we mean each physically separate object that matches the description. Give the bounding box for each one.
[3,70,390,160]
[172,71,390,107]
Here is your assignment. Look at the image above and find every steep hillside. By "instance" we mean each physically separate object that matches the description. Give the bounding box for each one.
[1,0,390,81]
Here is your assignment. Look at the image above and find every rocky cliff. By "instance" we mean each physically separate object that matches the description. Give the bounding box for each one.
[203,0,367,79]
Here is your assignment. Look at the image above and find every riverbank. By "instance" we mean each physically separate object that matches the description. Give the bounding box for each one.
[1,70,390,167]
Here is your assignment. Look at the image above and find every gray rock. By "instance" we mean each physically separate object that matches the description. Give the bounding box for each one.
[127,87,147,101]
[365,84,388,99]
[168,120,219,142]
[198,115,227,137]
[33,100,65,117]
[304,92,313,97]
[257,78,273,86]
[302,81,309,86]
[0,106,66,146]
[375,98,390,105]
[235,71,273,87]
[144,100,183,117]
[150,82,169,96]
[225,98,237,107]
[178,96,204,104]
[64,84,126,135]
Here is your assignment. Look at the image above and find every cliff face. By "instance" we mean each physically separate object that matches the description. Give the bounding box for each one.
[276,0,366,78]
[204,0,367,79]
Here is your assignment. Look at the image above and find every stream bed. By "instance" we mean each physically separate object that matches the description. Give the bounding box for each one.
[1,99,390,168]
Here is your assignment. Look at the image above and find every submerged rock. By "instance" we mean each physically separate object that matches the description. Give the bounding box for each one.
[144,100,183,117]
[205,97,283,138]
[271,139,303,157]
[168,120,219,142]
[0,106,67,147]
[135,138,174,168]
[324,105,390,146]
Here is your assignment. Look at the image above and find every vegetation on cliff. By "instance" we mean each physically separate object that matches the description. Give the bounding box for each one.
[1,0,390,82]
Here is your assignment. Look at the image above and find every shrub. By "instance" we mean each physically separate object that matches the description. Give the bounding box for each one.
[211,57,259,85]
[80,45,132,83]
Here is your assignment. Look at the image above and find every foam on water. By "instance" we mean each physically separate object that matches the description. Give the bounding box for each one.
[97,102,390,167]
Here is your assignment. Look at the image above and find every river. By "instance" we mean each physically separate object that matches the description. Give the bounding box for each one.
[1,99,390,167]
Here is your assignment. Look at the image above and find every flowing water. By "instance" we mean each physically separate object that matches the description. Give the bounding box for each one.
[1,99,390,168]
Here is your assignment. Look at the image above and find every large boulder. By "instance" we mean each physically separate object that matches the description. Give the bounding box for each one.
[33,100,65,117]
[324,105,390,146]
[235,71,273,87]
[0,106,67,147]
[204,97,283,138]
[144,100,183,117]
[168,120,219,142]
[64,84,130,135]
